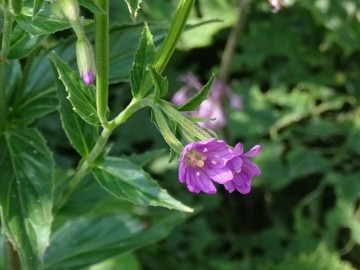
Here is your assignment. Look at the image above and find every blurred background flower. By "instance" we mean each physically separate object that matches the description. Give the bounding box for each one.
[172,73,242,129]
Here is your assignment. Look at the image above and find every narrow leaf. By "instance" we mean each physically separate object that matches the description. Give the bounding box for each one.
[9,0,23,15]
[130,23,156,98]
[9,26,47,59]
[51,54,100,126]
[44,210,190,269]
[108,23,167,84]
[33,0,45,17]
[92,157,193,212]
[178,74,215,111]
[79,0,106,14]
[15,3,92,35]
[148,65,168,99]
[125,0,142,21]
[51,61,98,157]
[0,128,54,270]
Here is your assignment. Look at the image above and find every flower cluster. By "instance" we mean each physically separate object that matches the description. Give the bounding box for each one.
[172,74,242,129]
[178,139,261,194]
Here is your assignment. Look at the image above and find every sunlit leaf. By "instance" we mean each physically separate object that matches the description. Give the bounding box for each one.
[130,23,156,98]
[0,128,54,270]
[51,61,98,157]
[51,54,100,126]
[92,157,193,212]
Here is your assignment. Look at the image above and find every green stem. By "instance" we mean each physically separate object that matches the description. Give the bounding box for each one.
[54,126,113,213]
[55,97,149,212]
[137,0,195,98]
[0,8,14,131]
[95,0,109,127]
[154,0,195,73]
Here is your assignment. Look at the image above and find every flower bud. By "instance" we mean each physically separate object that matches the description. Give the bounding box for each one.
[76,37,96,85]
[60,0,80,21]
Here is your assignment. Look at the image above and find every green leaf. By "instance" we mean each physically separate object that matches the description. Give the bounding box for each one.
[15,4,77,35]
[51,54,100,126]
[178,74,215,111]
[0,128,54,270]
[130,23,156,98]
[51,60,98,157]
[108,23,167,84]
[148,65,168,99]
[3,60,21,103]
[79,0,105,14]
[92,157,193,212]
[9,50,60,125]
[9,26,47,59]
[9,0,23,15]
[44,210,190,269]
[124,0,142,21]
[33,0,45,17]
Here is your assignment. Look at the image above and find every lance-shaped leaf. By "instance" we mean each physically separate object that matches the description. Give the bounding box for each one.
[8,26,47,59]
[109,23,167,84]
[0,128,54,270]
[51,54,100,126]
[125,0,142,21]
[148,65,168,100]
[177,74,215,111]
[130,23,156,98]
[15,2,92,35]
[51,61,98,158]
[44,210,190,269]
[92,157,193,212]
[33,0,45,17]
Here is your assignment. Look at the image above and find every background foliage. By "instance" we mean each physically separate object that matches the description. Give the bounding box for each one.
[1,0,360,269]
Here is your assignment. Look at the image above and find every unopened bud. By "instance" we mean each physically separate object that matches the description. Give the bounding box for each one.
[60,0,79,21]
[76,37,96,85]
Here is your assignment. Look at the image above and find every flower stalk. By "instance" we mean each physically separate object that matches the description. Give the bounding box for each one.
[95,0,109,127]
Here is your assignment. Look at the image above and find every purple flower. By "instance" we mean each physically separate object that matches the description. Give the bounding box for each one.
[178,138,234,194]
[82,69,95,85]
[224,143,262,194]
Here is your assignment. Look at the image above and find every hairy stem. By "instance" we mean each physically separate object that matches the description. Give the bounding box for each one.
[0,8,14,131]
[219,0,252,84]
[95,0,109,127]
